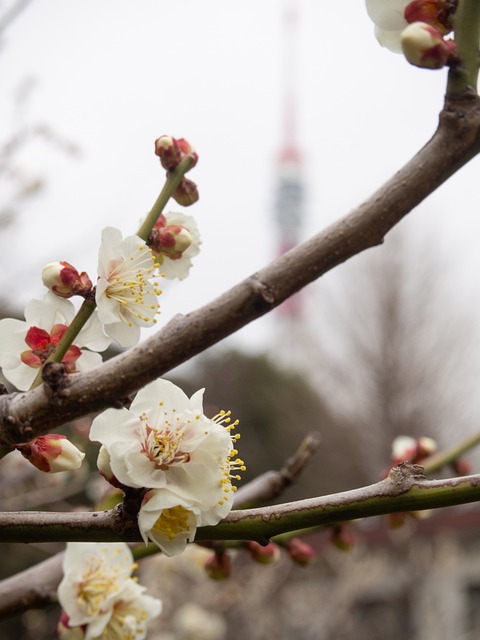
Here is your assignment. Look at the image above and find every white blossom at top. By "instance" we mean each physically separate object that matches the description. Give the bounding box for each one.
[95,227,161,347]
[0,292,110,390]
[57,543,161,640]
[366,0,410,52]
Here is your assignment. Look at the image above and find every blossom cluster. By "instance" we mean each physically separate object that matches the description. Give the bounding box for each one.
[366,0,457,69]
[90,379,244,556]
[57,542,162,640]
[0,135,201,482]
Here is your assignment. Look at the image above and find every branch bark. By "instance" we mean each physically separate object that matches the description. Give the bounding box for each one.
[1,94,480,445]
[1,464,479,544]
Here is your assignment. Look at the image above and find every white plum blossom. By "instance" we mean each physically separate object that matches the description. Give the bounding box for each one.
[150,211,201,280]
[138,491,199,557]
[366,0,410,52]
[57,542,161,640]
[90,379,244,555]
[58,543,136,630]
[0,292,110,390]
[95,227,162,347]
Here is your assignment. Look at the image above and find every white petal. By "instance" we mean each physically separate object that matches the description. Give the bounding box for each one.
[366,0,409,30]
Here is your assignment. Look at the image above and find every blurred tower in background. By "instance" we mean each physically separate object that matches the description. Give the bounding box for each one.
[272,2,307,364]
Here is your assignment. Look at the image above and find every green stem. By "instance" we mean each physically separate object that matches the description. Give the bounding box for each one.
[136,156,195,242]
[447,0,480,95]
[30,298,96,389]
[423,430,480,474]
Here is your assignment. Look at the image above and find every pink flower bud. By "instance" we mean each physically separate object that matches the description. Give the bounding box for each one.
[17,434,85,473]
[416,436,438,459]
[452,458,472,476]
[391,435,417,464]
[401,22,456,69]
[286,538,317,566]
[404,0,454,34]
[204,551,232,580]
[155,135,182,171]
[246,540,281,564]
[173,177,199,206]
[150,224,193,260]
[154,135,198,171]
[387,512,407,529]
[42,261,92,299]
[329,526,355,551]
[176,138,198,168]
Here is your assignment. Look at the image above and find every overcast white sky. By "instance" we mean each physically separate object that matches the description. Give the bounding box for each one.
[0,0,479,351]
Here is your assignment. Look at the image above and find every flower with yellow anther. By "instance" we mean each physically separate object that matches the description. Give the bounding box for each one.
[95,227,162,347]
[57,542,161,639]
[90,378,244,556]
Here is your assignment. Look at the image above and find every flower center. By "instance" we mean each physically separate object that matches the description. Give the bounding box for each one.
[105,245,161,326]
[153,506,191,540]
[140,415,190,469]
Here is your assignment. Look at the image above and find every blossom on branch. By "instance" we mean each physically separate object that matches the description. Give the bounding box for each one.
[57,542,162,640]
[365,0,455,52]
[148,212,201,280]
[90,378,244,556]
[95,227,162,347]
[0,292,110,390]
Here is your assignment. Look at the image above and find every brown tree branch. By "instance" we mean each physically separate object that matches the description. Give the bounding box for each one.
[1,94,480,446]
[0,551,63,619]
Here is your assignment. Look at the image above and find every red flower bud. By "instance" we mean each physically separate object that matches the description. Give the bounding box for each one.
[173,177,199,206]
[42,261,92,299]
[246,540,280,564]
[286,538,317,566]
[17,434,85,473]
[204,551,232,580]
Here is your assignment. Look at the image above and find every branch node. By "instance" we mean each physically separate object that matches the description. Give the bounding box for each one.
[41,362,71,400]
[251,275,276,306]
[388,462,426,490]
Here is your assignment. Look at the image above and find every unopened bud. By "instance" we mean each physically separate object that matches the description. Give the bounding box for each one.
[330,526,355,551]
[173,177,199,206]
[176,138,198,168]
[387,512,407,529]
[416,436,438,459]
[246,540,280,564]
[42,261,92,299]
[204,551,232,580]
[401,22,456,69]
[150,225,193,259]
[391,435,417,464]
[155,135,182,171]
[17,434,85,473]
[451,458,472,476]
[286,538,317,567]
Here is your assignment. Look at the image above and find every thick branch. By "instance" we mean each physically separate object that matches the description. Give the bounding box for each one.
[1,465,480,543]
[0,552,63,619]
[2,94,480,445]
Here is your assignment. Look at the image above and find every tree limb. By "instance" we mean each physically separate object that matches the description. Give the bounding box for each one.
[1,464,479,544]
[1,94,480,446]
